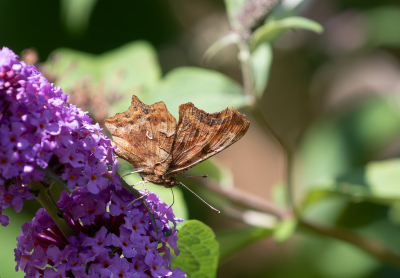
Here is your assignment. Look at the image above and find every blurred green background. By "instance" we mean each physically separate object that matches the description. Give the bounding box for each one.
[2,0,400,277]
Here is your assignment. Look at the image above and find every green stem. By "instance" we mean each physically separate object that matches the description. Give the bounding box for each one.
[236,39,295,215]
[43,167,70,191]
[248,104,296,215]
[29,181,77,240]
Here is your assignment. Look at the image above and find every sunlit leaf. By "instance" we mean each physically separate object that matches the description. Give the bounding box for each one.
[250,42,273,97]
[251,16,323,49]
[216,226,272,262]
[140,67,247,119]
[172,220,219,278]
[366,159,400,199]
[273,217,296,243]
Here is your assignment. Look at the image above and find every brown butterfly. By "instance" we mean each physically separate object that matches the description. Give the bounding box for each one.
[105,95,249,211]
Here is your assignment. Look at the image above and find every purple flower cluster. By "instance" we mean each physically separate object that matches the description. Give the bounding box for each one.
[15,184,186,278]
[0,47,118,226]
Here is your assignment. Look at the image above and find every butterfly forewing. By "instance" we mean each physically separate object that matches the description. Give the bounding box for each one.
[105,95,177,175]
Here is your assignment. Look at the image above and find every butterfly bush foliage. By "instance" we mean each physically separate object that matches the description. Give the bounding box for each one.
[0,47,186,277]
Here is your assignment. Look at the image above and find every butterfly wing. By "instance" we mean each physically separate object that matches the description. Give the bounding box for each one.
[105,95,177,175]
[167,103,250,176]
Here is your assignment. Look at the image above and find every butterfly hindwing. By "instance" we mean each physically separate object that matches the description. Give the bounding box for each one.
[167,103,250,176]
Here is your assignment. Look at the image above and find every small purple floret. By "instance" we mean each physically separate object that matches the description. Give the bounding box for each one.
[0,46,120,226]
[15,185,186,277]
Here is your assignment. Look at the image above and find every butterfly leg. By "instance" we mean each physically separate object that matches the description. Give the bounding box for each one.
[122,169,144,177]
[125,179,150,210]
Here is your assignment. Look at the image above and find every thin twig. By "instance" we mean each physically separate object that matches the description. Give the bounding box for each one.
[201,181,289,219]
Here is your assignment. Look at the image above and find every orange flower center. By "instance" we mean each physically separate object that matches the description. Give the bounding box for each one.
[91,175,97,181]
[70,175,76,181]
[69,155,74,161]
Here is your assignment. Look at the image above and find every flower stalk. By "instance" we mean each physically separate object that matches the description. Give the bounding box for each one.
[29,181,77,240]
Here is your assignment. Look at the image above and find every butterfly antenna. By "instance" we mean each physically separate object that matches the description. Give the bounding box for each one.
[180,175,208,179]
[178,182,220,213]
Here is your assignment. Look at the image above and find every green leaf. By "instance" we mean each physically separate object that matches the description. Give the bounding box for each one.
[273,217,297,243]
[388,202,400,225]
[251,16,323,49]
[250,42,273,97]
[172,220,219,278]
[365,6,400,48]
[297,97,400,192]
[203,32,240,64]
[140,67,247,119]
[216,226,272,262]
[366,159,400,199]
[60,0,98,36]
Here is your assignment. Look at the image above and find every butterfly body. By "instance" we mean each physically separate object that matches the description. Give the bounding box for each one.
[105,95,250,188]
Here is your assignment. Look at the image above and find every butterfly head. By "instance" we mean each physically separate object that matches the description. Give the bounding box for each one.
[162,178,180,188]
